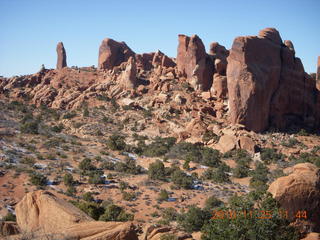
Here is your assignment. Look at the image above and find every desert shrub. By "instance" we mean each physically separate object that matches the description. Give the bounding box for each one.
[142,137,176,157]
[100,160,115,170]
[79,158,96,171]
[99,204,133,222]
[158,189,169,201]
[202,165,230,183]
[249,162,269,192]
[114,158,142,174]
[160,234,178,240]
[290,152,320,167]
[148,160,167,181]
[51,123,64,133]
[178,205,211,232]
[2,212,16,221]
[20,156,36,166]
[66,186,77,196]
[72,201,104,220]
[20,121,39,134]
[83,108,89,117]
[202,131,219,143]
[183,160,190,170]
[201,194,300,240]
[171,169,193,189]
[63,173,74,186]
[260,148,285,164]
[29,172,47,186]
[106,134,126,151]
[88,173,104,184]
[161,207,178,221]
[82,192,95,202]
[119,181,129,191]
[62,111,77,119]
[281,138,299,147]
[122,191,136,201]
[204,196,224,211]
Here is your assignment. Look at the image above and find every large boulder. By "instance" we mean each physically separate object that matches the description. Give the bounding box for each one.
[56,42,67,70]
[15,191,138,239]
[15,190,93,233]
[98,38,135,70]
[227,27,319,132]
[211,73,227,99]
[177,34,213,91]
[268,163,320,232]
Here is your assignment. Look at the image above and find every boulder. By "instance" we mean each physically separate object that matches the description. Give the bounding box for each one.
[268,163,320,232]
[211,73,227,99]
[56,42,67,70]
[227,27,319,132]
[209,42,229,59]
[238,136,256,153]
[301,233,320,240]
[216,134,237,153]
[98,38,135,70]
[15,190,93,233]
[177,34,213,90]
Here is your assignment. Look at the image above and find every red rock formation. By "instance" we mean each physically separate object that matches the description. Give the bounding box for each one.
[119,56,138,89]
[227,28,319,132]
[177,34,213,91]
[135,53,154,71]
[98,38,135,70]
[56,42,67,70]
[317,56,320,81]
[152,50,176,68]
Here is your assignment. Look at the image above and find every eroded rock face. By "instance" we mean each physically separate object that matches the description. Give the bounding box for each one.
[56,42,67,70]
[152,50,176,68]
[227,28,319,132]
[136,53,154,71]
[177,34,213,91]
[98,38,135,70]
[268,163,320,232]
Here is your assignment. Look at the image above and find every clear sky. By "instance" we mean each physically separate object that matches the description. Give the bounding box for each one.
[0,0,319,77]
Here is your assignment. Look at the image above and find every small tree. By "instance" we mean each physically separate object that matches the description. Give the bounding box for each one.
[29,172,47,186]
[63,173,74,186]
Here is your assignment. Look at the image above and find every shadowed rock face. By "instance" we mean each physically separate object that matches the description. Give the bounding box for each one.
[98,38,135,70]
[177,34,213,91]
[317,56,320,81]
[227,27,319,132]
[56,42,67,70]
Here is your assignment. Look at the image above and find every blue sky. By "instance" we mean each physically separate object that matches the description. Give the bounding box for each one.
[0,0,319,77]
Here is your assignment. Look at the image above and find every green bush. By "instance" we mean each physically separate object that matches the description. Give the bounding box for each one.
[62,111,77,119]
[249,162,269,192]
[82,192,95,202]
[178,206,211,232]
[106,134,126,151]
[2,212,16,222]
[99,204,133,222]
[290,152,320,167]
[79,158,96,171]
[171,169,193,189]
[63,173,74,186]
[100,161,115,170]
[148,160,167,181]
[29,172,47,186]
[260,148,285,164]
[51,123,64,133]
[122,191,136,201]
[161,207,178,221]
[142,137,176,157]
[202,165,230,183]
[204,196,224,211]
[158,189,169,201]
[20,121,39,134]
[88,173,104,184]
[114,158,142,174]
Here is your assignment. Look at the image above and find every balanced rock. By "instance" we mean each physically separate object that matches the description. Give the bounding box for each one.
[98,38,135,70]
[227,27,319,132]
[177,34,213,91]
[268,163,320,232]
[56,42,67,70]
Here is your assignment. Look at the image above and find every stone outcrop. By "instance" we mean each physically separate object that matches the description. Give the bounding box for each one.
[177,34,213,91]
[209,42,229,99]
[119,56,138,89]
[136,53,154,71]
[98,38,135,70]
[56,42,67,70]
[317,56,320,81]
[227,27,319,132]
[15,191,138,239]
[152,50,176,68]
[268,163,320,232]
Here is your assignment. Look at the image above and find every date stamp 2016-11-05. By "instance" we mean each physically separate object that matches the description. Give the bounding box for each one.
[211,209,308,220]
